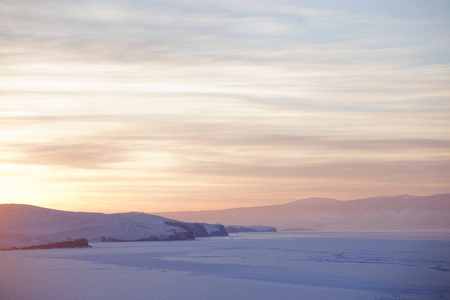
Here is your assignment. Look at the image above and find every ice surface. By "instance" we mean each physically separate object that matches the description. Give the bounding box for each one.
[1,232,449,300]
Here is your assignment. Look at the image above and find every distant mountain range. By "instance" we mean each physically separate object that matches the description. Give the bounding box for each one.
[157,194,450,231]
[0,204,227,249]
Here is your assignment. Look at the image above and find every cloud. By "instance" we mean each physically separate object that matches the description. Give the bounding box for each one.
[0,0,449,210]
[5,142,130,169]
[175,159,450,183]
[3,112,449,171]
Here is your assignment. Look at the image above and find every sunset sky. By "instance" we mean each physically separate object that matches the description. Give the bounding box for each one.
[1,0,449,213]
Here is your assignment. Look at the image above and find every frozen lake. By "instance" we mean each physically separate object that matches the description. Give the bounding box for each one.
[1,232,450,300]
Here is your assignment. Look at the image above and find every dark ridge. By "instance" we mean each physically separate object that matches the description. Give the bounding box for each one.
[165,221,228,237]
[2,238,91,251]
[99,231,195,242]
[207,224,228,237]
[225,226,277,233]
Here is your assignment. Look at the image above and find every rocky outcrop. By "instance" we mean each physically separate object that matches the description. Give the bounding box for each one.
[203,223,228,236]
[2,238,90,251]
[99,231,195,242]
[165,221,228,237]
[225,225,277,233]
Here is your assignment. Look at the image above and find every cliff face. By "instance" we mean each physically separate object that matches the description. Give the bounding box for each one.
[199,223,228,237]
[225,225,277,233]
[165,221,228,237]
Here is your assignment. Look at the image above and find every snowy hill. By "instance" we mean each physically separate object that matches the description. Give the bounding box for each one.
[157,194,450,231]
[0,205,227,249]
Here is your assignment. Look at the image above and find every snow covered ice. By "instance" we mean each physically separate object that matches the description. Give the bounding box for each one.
[1,232,450,300]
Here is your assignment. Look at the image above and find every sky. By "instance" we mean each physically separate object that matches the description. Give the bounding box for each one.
[1,0,449,213]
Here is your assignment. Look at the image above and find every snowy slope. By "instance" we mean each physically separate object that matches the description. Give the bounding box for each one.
[0,205,227,249]
[157,194,450,231]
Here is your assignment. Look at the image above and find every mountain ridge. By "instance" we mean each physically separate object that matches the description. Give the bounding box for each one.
[156,193,450,231]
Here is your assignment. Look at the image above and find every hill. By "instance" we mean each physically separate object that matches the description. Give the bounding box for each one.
[157,194,450,231]
[0,204,227,249]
